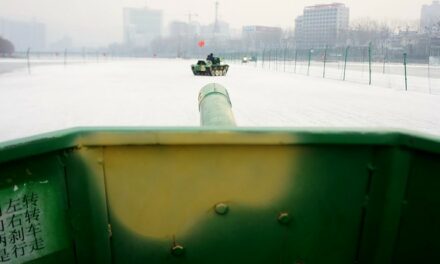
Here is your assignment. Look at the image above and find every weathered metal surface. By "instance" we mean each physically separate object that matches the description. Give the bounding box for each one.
[198,83,236,127]
[0,153,72,263]
[0,129,439,263]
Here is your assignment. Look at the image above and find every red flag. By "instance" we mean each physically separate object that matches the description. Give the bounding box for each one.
[198,40,205,48]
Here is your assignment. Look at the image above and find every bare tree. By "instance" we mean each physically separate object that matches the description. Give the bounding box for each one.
[348,18,392,46]
[0,36,15,54]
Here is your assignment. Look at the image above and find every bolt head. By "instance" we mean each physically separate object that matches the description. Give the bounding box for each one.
[215,203,229,215]
[278,212,291,225]
[367,163,376,171]
[171,245,185,257]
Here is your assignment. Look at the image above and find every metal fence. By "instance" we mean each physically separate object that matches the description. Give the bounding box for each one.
[3,47,440,95]
[0,49,123,75]
[220,45,440,95]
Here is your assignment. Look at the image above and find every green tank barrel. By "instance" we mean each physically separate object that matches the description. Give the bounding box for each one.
[198,83,236,126]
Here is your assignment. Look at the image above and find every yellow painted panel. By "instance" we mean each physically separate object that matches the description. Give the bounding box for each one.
[104,145,298,239]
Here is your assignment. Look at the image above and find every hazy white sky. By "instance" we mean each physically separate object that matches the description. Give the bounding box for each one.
[0,0,434,46]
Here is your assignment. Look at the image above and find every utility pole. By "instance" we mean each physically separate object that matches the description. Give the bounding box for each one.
[187,13,198,24]
[212,1,219,52]
[214,1,219,33]
[187,12,198,56]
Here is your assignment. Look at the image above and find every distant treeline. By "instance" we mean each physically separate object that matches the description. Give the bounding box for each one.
[0,36,15,54]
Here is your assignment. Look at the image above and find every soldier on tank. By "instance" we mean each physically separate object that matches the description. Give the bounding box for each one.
[206,53,214,63]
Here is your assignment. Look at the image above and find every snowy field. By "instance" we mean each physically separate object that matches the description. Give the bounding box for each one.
[0,58,439,143]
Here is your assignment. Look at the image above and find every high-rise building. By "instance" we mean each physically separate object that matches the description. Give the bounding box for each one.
[169,21,199,37]
[200,21,230,38]
[123,7,163,47]
[0,18,46,51]
[242,26,283,50]
[421,1,440,32]
[294,3,349,48]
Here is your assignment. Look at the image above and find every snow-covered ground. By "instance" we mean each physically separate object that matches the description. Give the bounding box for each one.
[0,58,439,143]
[237,59,440,94]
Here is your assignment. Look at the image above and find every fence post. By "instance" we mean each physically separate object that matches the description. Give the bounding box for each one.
[403,52,408,91]
[307,49,312,76]
[294,49,298,73]
[343,46,349,81]
[254,52,257,67]
[323,45,328,78]
[283,47,287,72]
[64,48,67,67]
[268,49,272,70]
[428,46,432,93]
[262,48,265,68]
[368,42,372,85]
[382,48,387,74]
[26,47,31,74]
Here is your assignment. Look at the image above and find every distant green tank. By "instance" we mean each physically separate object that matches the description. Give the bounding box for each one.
[242,55,257,63]
[191,57,229,76]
